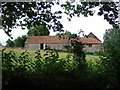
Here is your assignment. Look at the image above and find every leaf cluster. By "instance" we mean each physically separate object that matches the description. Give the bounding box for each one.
[2,2,63,37]
[27,25,50,36]
[2,2,118,37]
[2,46,120,89]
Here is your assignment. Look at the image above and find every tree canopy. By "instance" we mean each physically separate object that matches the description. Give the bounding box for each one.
[103,27,120,57]
[56,30,77,38]
[6,35,28,47]
[6,39,14,47]
[103,27,120,87]
[2,1,118,37]
[27,25,50,36]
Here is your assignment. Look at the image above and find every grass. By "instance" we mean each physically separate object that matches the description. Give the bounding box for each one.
[0,46,100,61]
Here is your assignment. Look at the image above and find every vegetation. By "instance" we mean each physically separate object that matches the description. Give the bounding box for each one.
[2,2,118,37]
[1,1,119,89]
[1,47,104,89]
[6,39,14,47]
[6,35,28,48]
[2,27,120,89]
[27,25,50,36]
[100,27,120,89]
[0,47,99,61]
[56,30,77,38]
[6,24,50,48]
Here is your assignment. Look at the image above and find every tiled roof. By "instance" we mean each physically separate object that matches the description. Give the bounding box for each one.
[88,32,101,42]
[25,36,70,44]
[76,37,102,44]
[25,35,102,44]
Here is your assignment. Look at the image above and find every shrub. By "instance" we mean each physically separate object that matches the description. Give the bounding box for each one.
[2,47,115,89]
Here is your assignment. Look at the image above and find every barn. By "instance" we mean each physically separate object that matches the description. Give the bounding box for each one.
[25,32,102,52]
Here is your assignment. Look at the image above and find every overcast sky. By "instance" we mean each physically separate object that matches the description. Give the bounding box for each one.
[0,2,113,46]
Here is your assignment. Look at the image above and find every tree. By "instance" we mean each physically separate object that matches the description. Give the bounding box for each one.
[56,30,71,35]
[70,33,77,38]
[71,40,85,63]
[14,35,28,47]
[6,35,28,47]
[6,39,14,47]
[2,2,63,37]
[103,27,120,58]
[27,25,50,36]
[2,2,118,37]
[102,27,120,88]
[56,30,77,38]
[61,2,118,27]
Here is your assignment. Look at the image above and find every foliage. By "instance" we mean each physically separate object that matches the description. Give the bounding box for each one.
[27,25,50,36]
[6,39,14,47]
[56,30,71,36]
[2,47,119,89]
[56,30,77,38]
[100,27,120,89]
[6,35,28,47]
[103,28,120,54]
[103,27,120,68]
[2,2,118,37]
[2,49,76,88]
[61,2,118,27]
[70,33,78,38]
[2,2,63,37]
[64,44,72,52]
[71,40,85,63]
[14,35,28,47]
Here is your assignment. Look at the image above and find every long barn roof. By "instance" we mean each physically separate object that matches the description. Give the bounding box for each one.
[25,36,70,44]
[25,34,102,44]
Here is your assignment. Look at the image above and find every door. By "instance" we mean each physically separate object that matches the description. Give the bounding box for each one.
[40,43,44,50]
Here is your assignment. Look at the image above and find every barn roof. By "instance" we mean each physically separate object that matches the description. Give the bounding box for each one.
[25,35,70,44]
[87,32,101,42]
[76,37,102,44]
[25,34,102,44]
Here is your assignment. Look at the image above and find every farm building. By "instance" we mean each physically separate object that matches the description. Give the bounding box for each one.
[25,32,102,52]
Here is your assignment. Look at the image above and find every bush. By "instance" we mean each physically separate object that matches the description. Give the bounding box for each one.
[2,49,79,88]
[2,47,117,89]
[100,27,120,89]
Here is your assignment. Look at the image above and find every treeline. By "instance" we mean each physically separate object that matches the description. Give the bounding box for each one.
[6,35,28,48]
